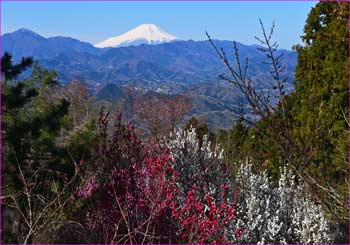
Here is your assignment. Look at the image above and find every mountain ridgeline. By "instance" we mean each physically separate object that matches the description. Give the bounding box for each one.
[2,27,297,128]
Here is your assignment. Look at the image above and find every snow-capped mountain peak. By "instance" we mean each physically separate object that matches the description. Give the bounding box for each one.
[95,24,178,48]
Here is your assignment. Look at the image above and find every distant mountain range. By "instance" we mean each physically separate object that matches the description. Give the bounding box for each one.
[2,28,103,60]
[1,26,298,129]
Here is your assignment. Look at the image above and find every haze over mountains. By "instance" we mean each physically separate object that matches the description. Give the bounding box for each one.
[2,24,297,128]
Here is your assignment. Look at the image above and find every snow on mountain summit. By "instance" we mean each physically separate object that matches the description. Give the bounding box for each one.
[95,24,178,48]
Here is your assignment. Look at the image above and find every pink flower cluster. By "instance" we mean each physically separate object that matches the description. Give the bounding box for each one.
[77,176,97,198]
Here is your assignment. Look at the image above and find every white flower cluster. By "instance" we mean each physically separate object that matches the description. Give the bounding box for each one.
[166,128,334,244]
[167,126,223,161]
[166,127,232,198]
[231,162,333,244]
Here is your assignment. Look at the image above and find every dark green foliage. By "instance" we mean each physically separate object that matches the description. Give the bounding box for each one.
[216,118,249,164]
[1,53,96,243]
[289,1,349,221]
[2,54,70,193]
[292,1,348,167]
[1,52,33,80]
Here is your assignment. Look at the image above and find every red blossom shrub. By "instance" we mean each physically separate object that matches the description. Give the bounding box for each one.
[76,109,240,243]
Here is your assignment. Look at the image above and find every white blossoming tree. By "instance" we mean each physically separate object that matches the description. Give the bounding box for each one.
[232,162,333,244]
[166,127,234,199]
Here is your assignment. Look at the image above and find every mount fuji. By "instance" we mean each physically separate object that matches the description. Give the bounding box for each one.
[94,24,179,48]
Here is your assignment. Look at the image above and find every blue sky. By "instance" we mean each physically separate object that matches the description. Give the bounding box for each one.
[2,1,317,49]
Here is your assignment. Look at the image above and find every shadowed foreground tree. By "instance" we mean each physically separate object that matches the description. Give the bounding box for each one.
[291,2,349,224]
[1,53,96,243]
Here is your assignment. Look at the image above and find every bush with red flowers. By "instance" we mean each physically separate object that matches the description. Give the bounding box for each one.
[77,110,240,243]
